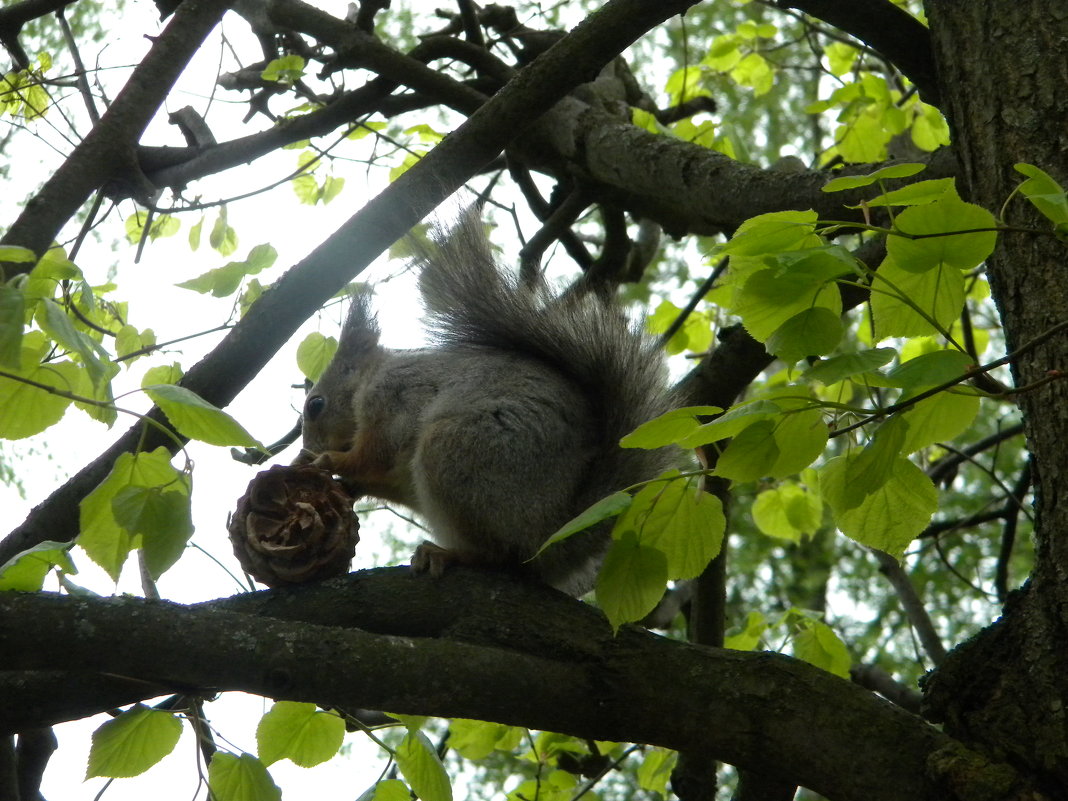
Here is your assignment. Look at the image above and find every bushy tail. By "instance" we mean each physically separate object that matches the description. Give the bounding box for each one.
[416,212,674,503]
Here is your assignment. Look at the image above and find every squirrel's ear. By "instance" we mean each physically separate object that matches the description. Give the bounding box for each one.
[337,292,380,354]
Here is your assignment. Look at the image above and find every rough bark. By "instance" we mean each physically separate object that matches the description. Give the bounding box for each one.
[920,0,1068,792]
[0,569,1030,801]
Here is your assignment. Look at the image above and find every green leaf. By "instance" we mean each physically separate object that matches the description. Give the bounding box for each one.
[764,306,843,363]
[620,405,723,448]
[823,42,857,76]
[720,210,820,257]
[37,298,114,389]
[262,54,306,83]
[679,399,782,448]
[636,748,678,796]
[898,390,981,454]
[871,257,965,339]
[208,753,281,801]
[714,419,780,482]
[383,713,426,732]
[0,245,36,264]
[257,701,345,768]
[540,491,633,552]
[618,474,725,580]
[769,409,829,478]
[888,195,998,273]
[820,454,937,557]
[753,482,822,542]
[792,620,851,678]
[703,36,741,72]
[1014,163,1068,224]
[647,300,714,355]
[596,530,669,630]
[111,484,193,578]
[296,332,338,382]
[834,110,892,163]
[188,218,203,250]
[292,172,318,205]
[841,416,909,510]
[321,175,345,204]
[910,103,950,151]
[177,244,277,298]
[803,348,896,385]
[631,106,664,134]
[886,349,973,397]
[210,209,239,256]
[145,384,262,448]
[396,731,453,801]
[372,780,412,801]
[142,362,183,388]
[86,705,182,778]
[0,341,77,439]
[732,252,843,342]
[664,64,713,104]
[0,284,25,368]
[730,52,774,96]
[78,448,185,580]
[69,358,117,428]
[724,611,767,651]
[239,279,266,317]
[821,163,925,193]
[864,178,954,207]
[0,543,74,591]
[448,720,520,760]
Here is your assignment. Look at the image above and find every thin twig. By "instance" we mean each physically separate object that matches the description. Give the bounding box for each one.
[870,548,947,665]
[56,6,99,124]
[659,257,727,346]
[926,422,1024,485]
[995,460,1032,602]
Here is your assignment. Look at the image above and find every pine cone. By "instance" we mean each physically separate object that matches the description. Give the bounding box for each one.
[228,464,360,587]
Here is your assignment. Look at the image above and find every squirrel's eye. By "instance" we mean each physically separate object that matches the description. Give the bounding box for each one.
[305,394,326,420]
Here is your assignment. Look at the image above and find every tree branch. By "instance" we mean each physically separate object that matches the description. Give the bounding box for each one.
[773,0,939,105]
[871,548,948,665]
[926,423,1025,486]
[0,570,1020,801]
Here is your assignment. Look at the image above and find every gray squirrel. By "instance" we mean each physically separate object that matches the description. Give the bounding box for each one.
[296,213,675,595]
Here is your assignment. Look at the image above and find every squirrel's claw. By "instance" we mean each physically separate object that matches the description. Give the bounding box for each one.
[411,541,457,578]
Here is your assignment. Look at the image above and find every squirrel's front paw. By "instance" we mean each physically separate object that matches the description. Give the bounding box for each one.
[411,541,459,578]
[311,451,338,471]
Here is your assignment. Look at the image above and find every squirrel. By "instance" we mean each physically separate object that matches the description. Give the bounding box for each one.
[295,212,675,596]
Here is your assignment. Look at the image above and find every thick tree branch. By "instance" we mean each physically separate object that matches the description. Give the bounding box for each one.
[0,0,702,569]
[514,97,958,237]
[0,571,1026,801]
[774,0,939,106]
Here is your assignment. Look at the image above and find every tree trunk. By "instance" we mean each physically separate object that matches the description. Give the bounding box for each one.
[921,1,1068,790]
